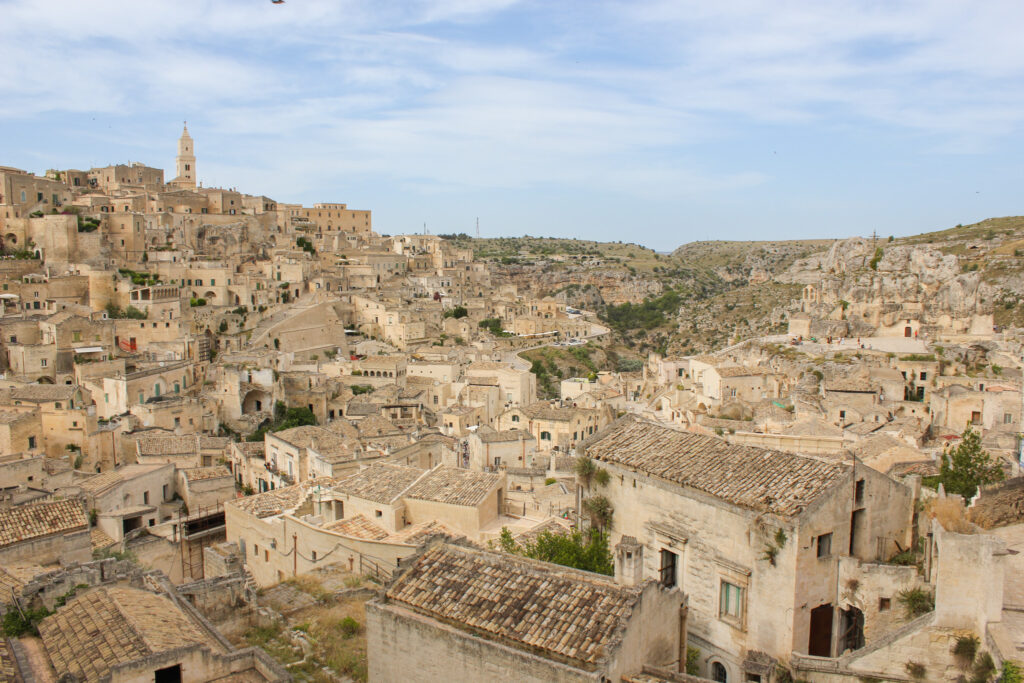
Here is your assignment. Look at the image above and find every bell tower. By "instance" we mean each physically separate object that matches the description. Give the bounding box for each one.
[175,122,196,188]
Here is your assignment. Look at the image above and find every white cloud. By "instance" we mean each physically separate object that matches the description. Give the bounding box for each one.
[3,0,1024,205]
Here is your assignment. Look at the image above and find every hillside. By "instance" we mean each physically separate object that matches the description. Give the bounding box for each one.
[447,216,1024,358]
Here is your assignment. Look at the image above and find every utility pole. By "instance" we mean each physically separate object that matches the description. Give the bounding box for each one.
[293,533,298,576]
[476,217,480,238]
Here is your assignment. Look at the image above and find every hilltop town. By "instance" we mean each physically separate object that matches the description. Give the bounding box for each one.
[1,128,1024,682]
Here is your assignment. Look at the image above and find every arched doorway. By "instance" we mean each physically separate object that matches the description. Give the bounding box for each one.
[711,662,727,683]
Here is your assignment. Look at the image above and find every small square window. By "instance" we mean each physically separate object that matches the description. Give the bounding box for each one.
[375,510,383,518]
[816,533,832,558]
[879,597,891,611]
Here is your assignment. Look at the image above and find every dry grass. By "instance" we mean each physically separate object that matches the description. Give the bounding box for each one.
[286,574,332,602]
[926,497,976,534]
[299,600,368,682]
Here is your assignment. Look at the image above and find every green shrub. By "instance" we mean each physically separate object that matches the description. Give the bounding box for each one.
[897,587,934,618]
[339,616,361,638]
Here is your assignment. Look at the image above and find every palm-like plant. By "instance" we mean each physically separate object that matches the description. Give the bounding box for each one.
[584,495,614,532]
[574,456,597,489]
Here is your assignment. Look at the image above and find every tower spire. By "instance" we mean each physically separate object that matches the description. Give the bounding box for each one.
[175,123,196,188]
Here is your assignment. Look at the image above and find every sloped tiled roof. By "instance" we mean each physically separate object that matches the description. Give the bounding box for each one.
[385,543,642,669]
[477,428,531,443]
[404,467,501,506]
[521,402,595,422]
[229,478,336,518]
[10,384,77,402]
[182,465,232,482]
[385,519,462,545]
[0,499,87,548]
[322,514,389,540]
[584,416,847,517]
[39,586,214,681]
[333,463,425,505]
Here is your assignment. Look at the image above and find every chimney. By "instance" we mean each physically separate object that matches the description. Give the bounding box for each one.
[615,536,643,586]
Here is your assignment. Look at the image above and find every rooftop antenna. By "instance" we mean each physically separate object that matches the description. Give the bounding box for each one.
[476,217,480,238]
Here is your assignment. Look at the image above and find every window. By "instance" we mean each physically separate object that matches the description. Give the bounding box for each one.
[540,431,551,441]
[838,410,846,420]
[659,549,678,588]
[879,597,891,611]
[40,358,47,367]
[312,551,317,561]
[855,479,865,504]
[155,664,182,683]
[375,510,383,517]
[511,414,519,422]
[174,417,180,427]
[816,532,832,558]
[28,436,36,449]
[919,371,927,381]
[1005,413,1014,425]
[254,544,259,555]
[143,491,149,504]
[55,402,61,409]
[264,550,269,562]
[163,484,168,500]
[720,581,743,621]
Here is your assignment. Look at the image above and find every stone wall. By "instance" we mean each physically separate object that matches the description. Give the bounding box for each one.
[367,600,603,683]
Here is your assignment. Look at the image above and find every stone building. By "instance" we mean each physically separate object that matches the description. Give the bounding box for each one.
[367,540,686,683]
[583,415,916,680]
[26,584,288,681]
[0,498,90,566]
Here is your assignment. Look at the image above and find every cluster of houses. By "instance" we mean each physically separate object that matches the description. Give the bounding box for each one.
[0,128,1023,682]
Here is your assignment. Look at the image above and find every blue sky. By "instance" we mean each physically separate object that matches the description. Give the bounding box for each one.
[2,0,1024,250]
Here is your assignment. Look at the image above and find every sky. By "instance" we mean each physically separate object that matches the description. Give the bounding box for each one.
[2,1,1024,251]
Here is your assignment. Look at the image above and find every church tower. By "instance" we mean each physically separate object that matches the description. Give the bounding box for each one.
[174,123,196,188]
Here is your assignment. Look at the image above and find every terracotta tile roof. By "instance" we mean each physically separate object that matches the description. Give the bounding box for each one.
[385,543,642,668]
[10,384,78,402]
[0,499,88,548]
[513,517,572,545]
[135,433,199,456]
[476,428,531,443]
[347,402,381,416]
[79,464,169,496]
[521,402,595,422]
[322,514,389,540]
[356,414,401,436]
[333,463,425,505]
[385,519,462,545]
[584,416,847,517]
[39,586,213,681]
[90,527,117,551]
[271,425,353,457]
[229,477,336,518]
[182,465,232,481]
[404,467,501,506]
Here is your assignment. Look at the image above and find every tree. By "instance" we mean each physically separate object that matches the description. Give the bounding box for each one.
[583,495,614,531]
[496,527,613,576]
[443,306,468,319]
[574,456,596,489]
[938,427,1004,499]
